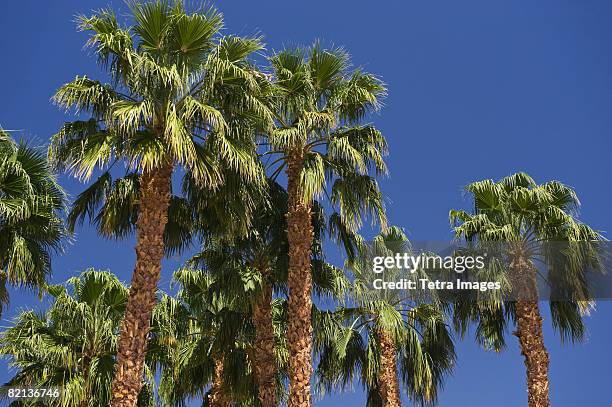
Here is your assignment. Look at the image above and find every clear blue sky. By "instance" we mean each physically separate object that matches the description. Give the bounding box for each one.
[1,1,612,406]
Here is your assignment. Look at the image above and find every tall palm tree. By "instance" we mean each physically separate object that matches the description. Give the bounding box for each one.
[0,129,65,315]
[0,269,159,407]
[316,227,455,407]
[263,43,388,407]
[49,2,269,405]
[450,172,604,407]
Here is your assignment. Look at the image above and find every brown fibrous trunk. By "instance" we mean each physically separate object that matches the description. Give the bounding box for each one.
[208,357,231,407]
[377,327,402,407]
[510,250,550,407]
[515,301,550,407]
[252,259,278,407]
[110,163,173,407]
[286,150,314,407]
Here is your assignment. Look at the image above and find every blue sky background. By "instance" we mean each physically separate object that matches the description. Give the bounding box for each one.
[1,0,612,406]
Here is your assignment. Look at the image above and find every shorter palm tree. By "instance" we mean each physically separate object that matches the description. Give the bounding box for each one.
[450,172,604,407]
[316,227,455,407]
[0,129,66,315]
[0,270,158,407]
[153,189,351,407]
[154,265,266,406]
[185,179,290,407]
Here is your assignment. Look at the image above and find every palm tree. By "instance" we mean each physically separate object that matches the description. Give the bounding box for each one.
[263,43,388,407]
[316,227,455,407]
[450,172,604,407]
[158,184,350,407]
[153,265,274,406]
[0,269,158,407]
[49,2,269,404]
[214,179,289,407]
[0,129,65,315]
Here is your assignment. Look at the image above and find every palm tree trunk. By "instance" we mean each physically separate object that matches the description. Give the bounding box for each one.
[110,163,173,407]
[209,357,231,407]
[515,301,550,407]
[81,353,92,407]
[252,260,278,407]
[511,252,550,407]
[286,150,314,407]
[377,327,402,407]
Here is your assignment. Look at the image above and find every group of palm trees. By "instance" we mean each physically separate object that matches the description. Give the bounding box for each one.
[0,1,605,407]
